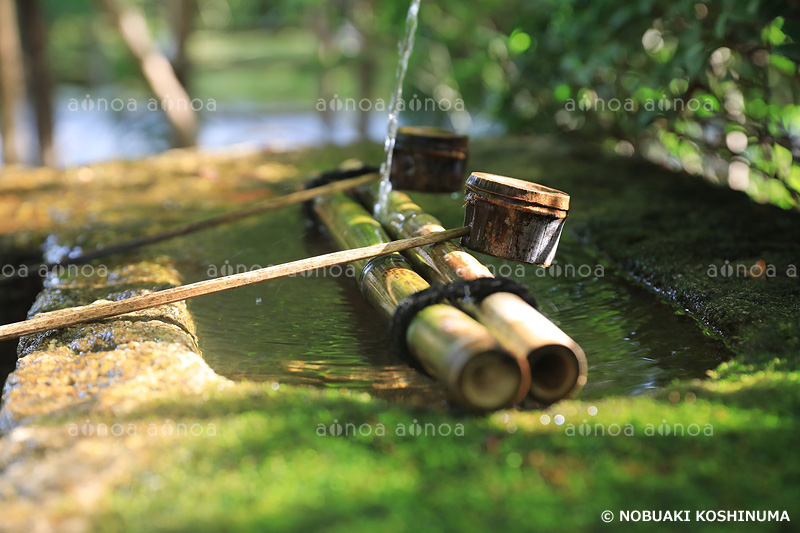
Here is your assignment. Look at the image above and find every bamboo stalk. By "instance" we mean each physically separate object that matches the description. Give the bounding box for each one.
[0,226,468,343]
[1,172,380,283]
[314,192,527,411]
[355,184,587,403]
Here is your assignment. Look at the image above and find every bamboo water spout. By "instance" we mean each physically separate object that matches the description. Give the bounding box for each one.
[0,162,581,410]
[355,183,588,403]
[313,192,528,412]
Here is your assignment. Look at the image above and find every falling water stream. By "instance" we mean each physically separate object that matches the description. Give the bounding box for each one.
[375,0,423,217]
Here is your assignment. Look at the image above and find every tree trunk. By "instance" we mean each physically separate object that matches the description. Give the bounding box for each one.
[95,0,198,147]
[357,44,376,140]
[353,0,376,141]
[18,0,55,167]
[0,0,24,165]
[168,0,194,89]
[308,3,335,140]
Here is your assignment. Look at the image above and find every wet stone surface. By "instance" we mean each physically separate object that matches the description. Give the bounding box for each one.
[0,258,227,433]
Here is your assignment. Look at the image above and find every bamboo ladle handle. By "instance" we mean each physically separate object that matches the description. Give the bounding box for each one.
[0,227,470,342]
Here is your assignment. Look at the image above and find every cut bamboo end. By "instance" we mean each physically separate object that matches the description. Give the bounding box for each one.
[407,305,527,412]
[457,349,523,412]
[528,345,582,404]
[479,292,588,402]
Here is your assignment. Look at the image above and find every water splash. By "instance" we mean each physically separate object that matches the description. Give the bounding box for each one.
[374,0,423,217]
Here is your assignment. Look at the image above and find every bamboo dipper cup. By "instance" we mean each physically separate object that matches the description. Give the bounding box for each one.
[390,126,469,193]
[462,172,570,267]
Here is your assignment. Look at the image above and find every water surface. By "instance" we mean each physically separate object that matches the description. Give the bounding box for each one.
[166,191,729,404]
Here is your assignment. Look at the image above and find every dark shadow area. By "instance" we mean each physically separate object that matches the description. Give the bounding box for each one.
[0,254,43,393]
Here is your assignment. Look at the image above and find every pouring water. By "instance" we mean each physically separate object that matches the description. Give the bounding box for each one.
[375,0,422,217]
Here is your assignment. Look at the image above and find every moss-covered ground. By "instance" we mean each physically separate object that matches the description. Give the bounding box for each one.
[3,137,799,531]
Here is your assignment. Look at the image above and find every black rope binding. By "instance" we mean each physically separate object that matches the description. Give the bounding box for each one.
[302,164,379,226]
[390,277,538,370]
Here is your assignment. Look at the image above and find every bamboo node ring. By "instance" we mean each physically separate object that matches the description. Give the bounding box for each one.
[390,277,538,366]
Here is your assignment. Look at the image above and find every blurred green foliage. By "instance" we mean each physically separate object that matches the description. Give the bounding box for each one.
[407,0,800,208]
[38,0,800,207]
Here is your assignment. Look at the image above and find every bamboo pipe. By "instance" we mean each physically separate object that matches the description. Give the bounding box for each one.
[313,192,528,412]
[355,184,588,403]
[0,171,380,284]
[0,226,469,343]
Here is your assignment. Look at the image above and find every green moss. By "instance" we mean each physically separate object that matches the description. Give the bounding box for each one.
[90,378,797,532]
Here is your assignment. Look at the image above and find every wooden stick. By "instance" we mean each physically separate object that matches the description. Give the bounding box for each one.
[355,183,588,403]
[314,192,528,412]
[0,172,380,283]
[0,226,469,342]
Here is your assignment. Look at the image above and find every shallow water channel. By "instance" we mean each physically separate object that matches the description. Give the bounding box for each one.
[167,189,729,405]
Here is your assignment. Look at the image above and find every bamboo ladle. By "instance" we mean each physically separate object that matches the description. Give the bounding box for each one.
[0,173,571,344]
